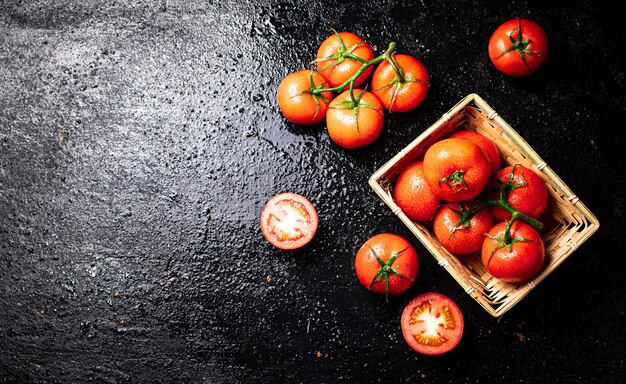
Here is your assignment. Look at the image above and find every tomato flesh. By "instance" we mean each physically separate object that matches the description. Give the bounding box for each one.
[401,292,464,355]
[260,193,318,250]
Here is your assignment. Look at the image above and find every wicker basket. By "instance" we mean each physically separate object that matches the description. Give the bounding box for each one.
[369,93,599,317]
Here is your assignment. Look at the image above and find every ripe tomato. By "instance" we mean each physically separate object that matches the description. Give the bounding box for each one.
[277,70,332,125]
[433,200,494,255]
[371,54,429,112]
[401,292,464,355]
[451,130,501,175]
[355,233,419,302]
[260,192,318,250]
[488,18,548,77]
[316,32,375,89]
[423,138,490,201]
[392,161,440,222]
[488,165,548,221]
[482,221,545,283]
[326,89,384,149]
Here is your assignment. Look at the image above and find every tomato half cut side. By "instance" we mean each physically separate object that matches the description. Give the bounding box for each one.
[260,192,318,250]
[401,292,464,355]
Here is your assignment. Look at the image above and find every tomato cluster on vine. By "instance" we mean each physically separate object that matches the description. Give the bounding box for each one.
[393,131,549,283]
[277,31,429,149]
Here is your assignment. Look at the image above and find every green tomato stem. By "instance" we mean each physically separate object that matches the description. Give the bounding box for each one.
[312,42,397,95]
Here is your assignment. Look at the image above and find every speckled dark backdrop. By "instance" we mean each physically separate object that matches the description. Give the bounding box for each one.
[0,0,624,383]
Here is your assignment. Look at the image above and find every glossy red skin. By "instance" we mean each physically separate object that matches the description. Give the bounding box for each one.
[482,221,545,283]
[277,70,332,125]
[392,161,440,222]
[371,54,429,112]
[326,89,384,149]
[423,138,490,201]
[451,130,501,175]
[488,165,548,221]
[316,32,374,89]
[260,192,318,250]
[401,292,464,355]
[488,19,549,77]
[433,200,494,255]
[355,234,419,295]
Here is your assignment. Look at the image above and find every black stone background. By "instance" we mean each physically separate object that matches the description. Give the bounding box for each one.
[1,0,625,383]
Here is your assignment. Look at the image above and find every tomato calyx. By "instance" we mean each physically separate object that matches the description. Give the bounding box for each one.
[373,55,428,112]
[313,29,369,72]
[311,41,398,95]
[438,169,469,193]
[366,245,412,303]
[484,216,534,266]
[499,163,528,193]
[494,18,541,73]
[447,202,487,240]
[330,86,381,132]
[295,72,331,122]
[476,164,544,231]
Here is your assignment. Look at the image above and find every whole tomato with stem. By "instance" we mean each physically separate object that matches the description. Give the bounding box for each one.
[451,130,501,175]
[277,70,332,125]
[326,88,384,149]
[316,31,375,89]
[392,161,440,222]
[371,54,429,112]
[433,200,494,255]
[488,18,548,77]
[487,164,548,222]
[355,233,419,302]
[423,138,490,201]
[482,220,545,283]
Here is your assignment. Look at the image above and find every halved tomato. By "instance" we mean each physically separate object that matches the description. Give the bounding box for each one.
[400,292,464,355]
[260,192,318,250]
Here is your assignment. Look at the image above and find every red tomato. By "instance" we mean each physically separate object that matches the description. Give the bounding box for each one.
[401,292,464,355]
[316,32,374,89]
[433,200,494,255]
[326,89,384,149]
[277,70,332,125]
[392,161,440,222]
[488,165,548,221]
[488,18,549,77]
[260,193,318,250]
[482,221,545,283]
[423,138,490,201]
[355,234,419,301]
[371,54,429,112]
[451,130,501,175]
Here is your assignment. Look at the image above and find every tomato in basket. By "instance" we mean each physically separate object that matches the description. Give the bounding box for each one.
[451,130,501,175]
[433,200,494,255]
[423,138,490,201]
[487,164,548,221]
[482,220,545,283]
[392,161,440,222]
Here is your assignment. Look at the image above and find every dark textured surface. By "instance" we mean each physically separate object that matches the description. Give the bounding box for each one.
[1,0,625,383]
